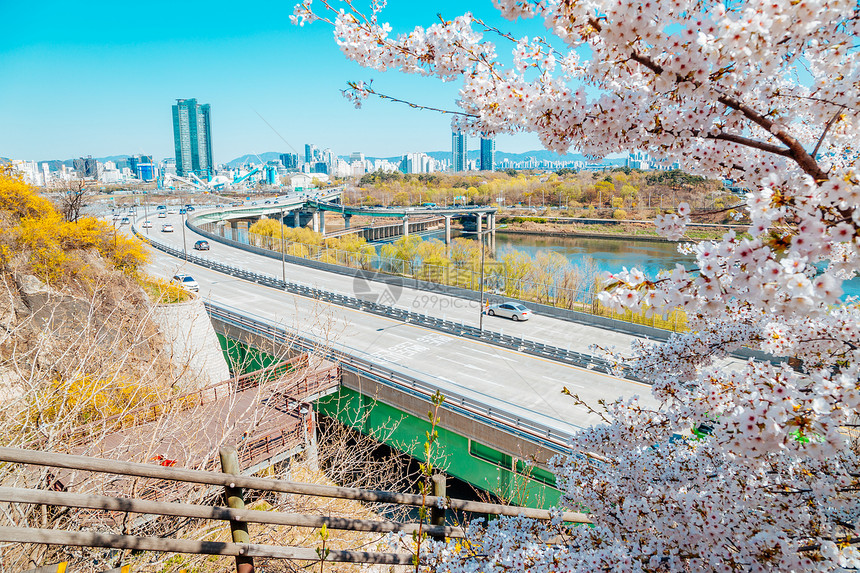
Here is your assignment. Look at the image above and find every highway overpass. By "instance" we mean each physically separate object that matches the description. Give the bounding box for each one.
[130,212,677,505]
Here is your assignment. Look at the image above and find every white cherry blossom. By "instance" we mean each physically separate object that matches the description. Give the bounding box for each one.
[295,0,860,570]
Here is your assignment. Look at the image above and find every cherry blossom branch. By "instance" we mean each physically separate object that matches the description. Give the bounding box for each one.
[343,82,479,117]
[594,18,829,182]
[812,105,847,160]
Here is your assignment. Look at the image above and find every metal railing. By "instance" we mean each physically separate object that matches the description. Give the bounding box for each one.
[205,301,581,456]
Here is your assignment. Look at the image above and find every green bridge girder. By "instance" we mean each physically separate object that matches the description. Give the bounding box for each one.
[217,335,564,510]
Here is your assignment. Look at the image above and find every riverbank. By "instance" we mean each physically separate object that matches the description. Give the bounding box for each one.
[496,218,733,241]
[497,227,676,242]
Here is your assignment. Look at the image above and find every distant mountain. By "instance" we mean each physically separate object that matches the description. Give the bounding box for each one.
[225,152,285,168]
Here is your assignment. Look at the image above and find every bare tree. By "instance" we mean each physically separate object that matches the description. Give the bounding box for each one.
[57,179,90,222]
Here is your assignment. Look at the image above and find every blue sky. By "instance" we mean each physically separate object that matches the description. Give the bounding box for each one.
[0,0,553,162]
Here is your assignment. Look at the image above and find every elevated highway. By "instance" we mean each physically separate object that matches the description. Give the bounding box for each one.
[135,213,659,440]
[193,193,497,243]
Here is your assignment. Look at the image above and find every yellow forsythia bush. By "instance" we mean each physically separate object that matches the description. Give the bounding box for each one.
[0,172,149,282]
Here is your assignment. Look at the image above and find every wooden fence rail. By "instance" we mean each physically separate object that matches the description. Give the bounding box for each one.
[0,446,588,569]
[0,486,466,538]
[0,447,591,523]
[0,527,413,565]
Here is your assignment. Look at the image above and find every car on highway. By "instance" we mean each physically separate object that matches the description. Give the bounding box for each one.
[185,205,195,212]
[156,205,166,211]
[172,274,199,292]
[193,240,210,251]
[161,224,174,232]
[158,211,167,218]
[179,208,186,214]
[120,217,130,225]
[141,220,153,228]
[486,302,532,321]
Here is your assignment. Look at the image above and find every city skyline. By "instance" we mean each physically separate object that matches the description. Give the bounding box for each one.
[0,0,552,162]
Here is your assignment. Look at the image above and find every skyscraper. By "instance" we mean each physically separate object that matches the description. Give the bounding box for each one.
[73,156,98,178]
[304,144,316,165]
[280,153,299,169]
[172,98,213,178]
[452,131,467,172]
[480,135,495,171]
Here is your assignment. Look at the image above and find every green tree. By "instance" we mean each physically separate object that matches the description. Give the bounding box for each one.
[381,235,422,275]
[495,251,533,299]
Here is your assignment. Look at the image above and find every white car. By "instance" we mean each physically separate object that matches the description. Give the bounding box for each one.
[172,274,199,292]
[486,302,533,321]
[141,220,153,228]
[161,224,174,232]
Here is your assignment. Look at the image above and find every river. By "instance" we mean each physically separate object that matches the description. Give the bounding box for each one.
[492,232,860,299]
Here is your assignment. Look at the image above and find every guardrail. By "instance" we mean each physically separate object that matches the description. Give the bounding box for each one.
[205,301,579,456]
[134,228,636,380]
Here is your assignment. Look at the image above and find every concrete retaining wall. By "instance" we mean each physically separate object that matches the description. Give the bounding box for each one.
[152,297,231,389]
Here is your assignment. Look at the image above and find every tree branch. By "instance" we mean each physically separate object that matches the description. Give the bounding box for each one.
[344,82,479,118]
[812,105,846,159]
[707,133,794,158]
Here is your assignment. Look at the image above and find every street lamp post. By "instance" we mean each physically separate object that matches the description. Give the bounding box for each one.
[479,229,487,331]
[280,209,286,285]
[181,211,188,261]
[475,217,496,331]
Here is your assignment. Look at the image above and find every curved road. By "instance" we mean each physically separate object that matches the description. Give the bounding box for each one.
[134,212,661,439]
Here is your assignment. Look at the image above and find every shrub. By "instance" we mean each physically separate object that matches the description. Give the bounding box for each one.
[613,209,628,220]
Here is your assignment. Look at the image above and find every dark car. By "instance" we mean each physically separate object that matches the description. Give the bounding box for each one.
[193,240,210,251]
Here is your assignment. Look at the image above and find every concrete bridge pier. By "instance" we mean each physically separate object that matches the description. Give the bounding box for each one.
[444,215,452,244]
[476,213,483,236]
[344,214,352,229]
[310,210,325,234]
[288,209,315,229]
[402,215,409,238]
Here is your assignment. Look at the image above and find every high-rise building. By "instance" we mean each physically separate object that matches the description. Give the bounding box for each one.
[304,144,316,165]
[280,153,299,169]
[480,136,495,171]
[73,156,98,178]
[172,98,213,178]
[452,131,467,172]
[128,154,156,181]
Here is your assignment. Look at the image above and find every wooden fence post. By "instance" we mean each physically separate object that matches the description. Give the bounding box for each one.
[219,447,255,573]
[429,474,447,540]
